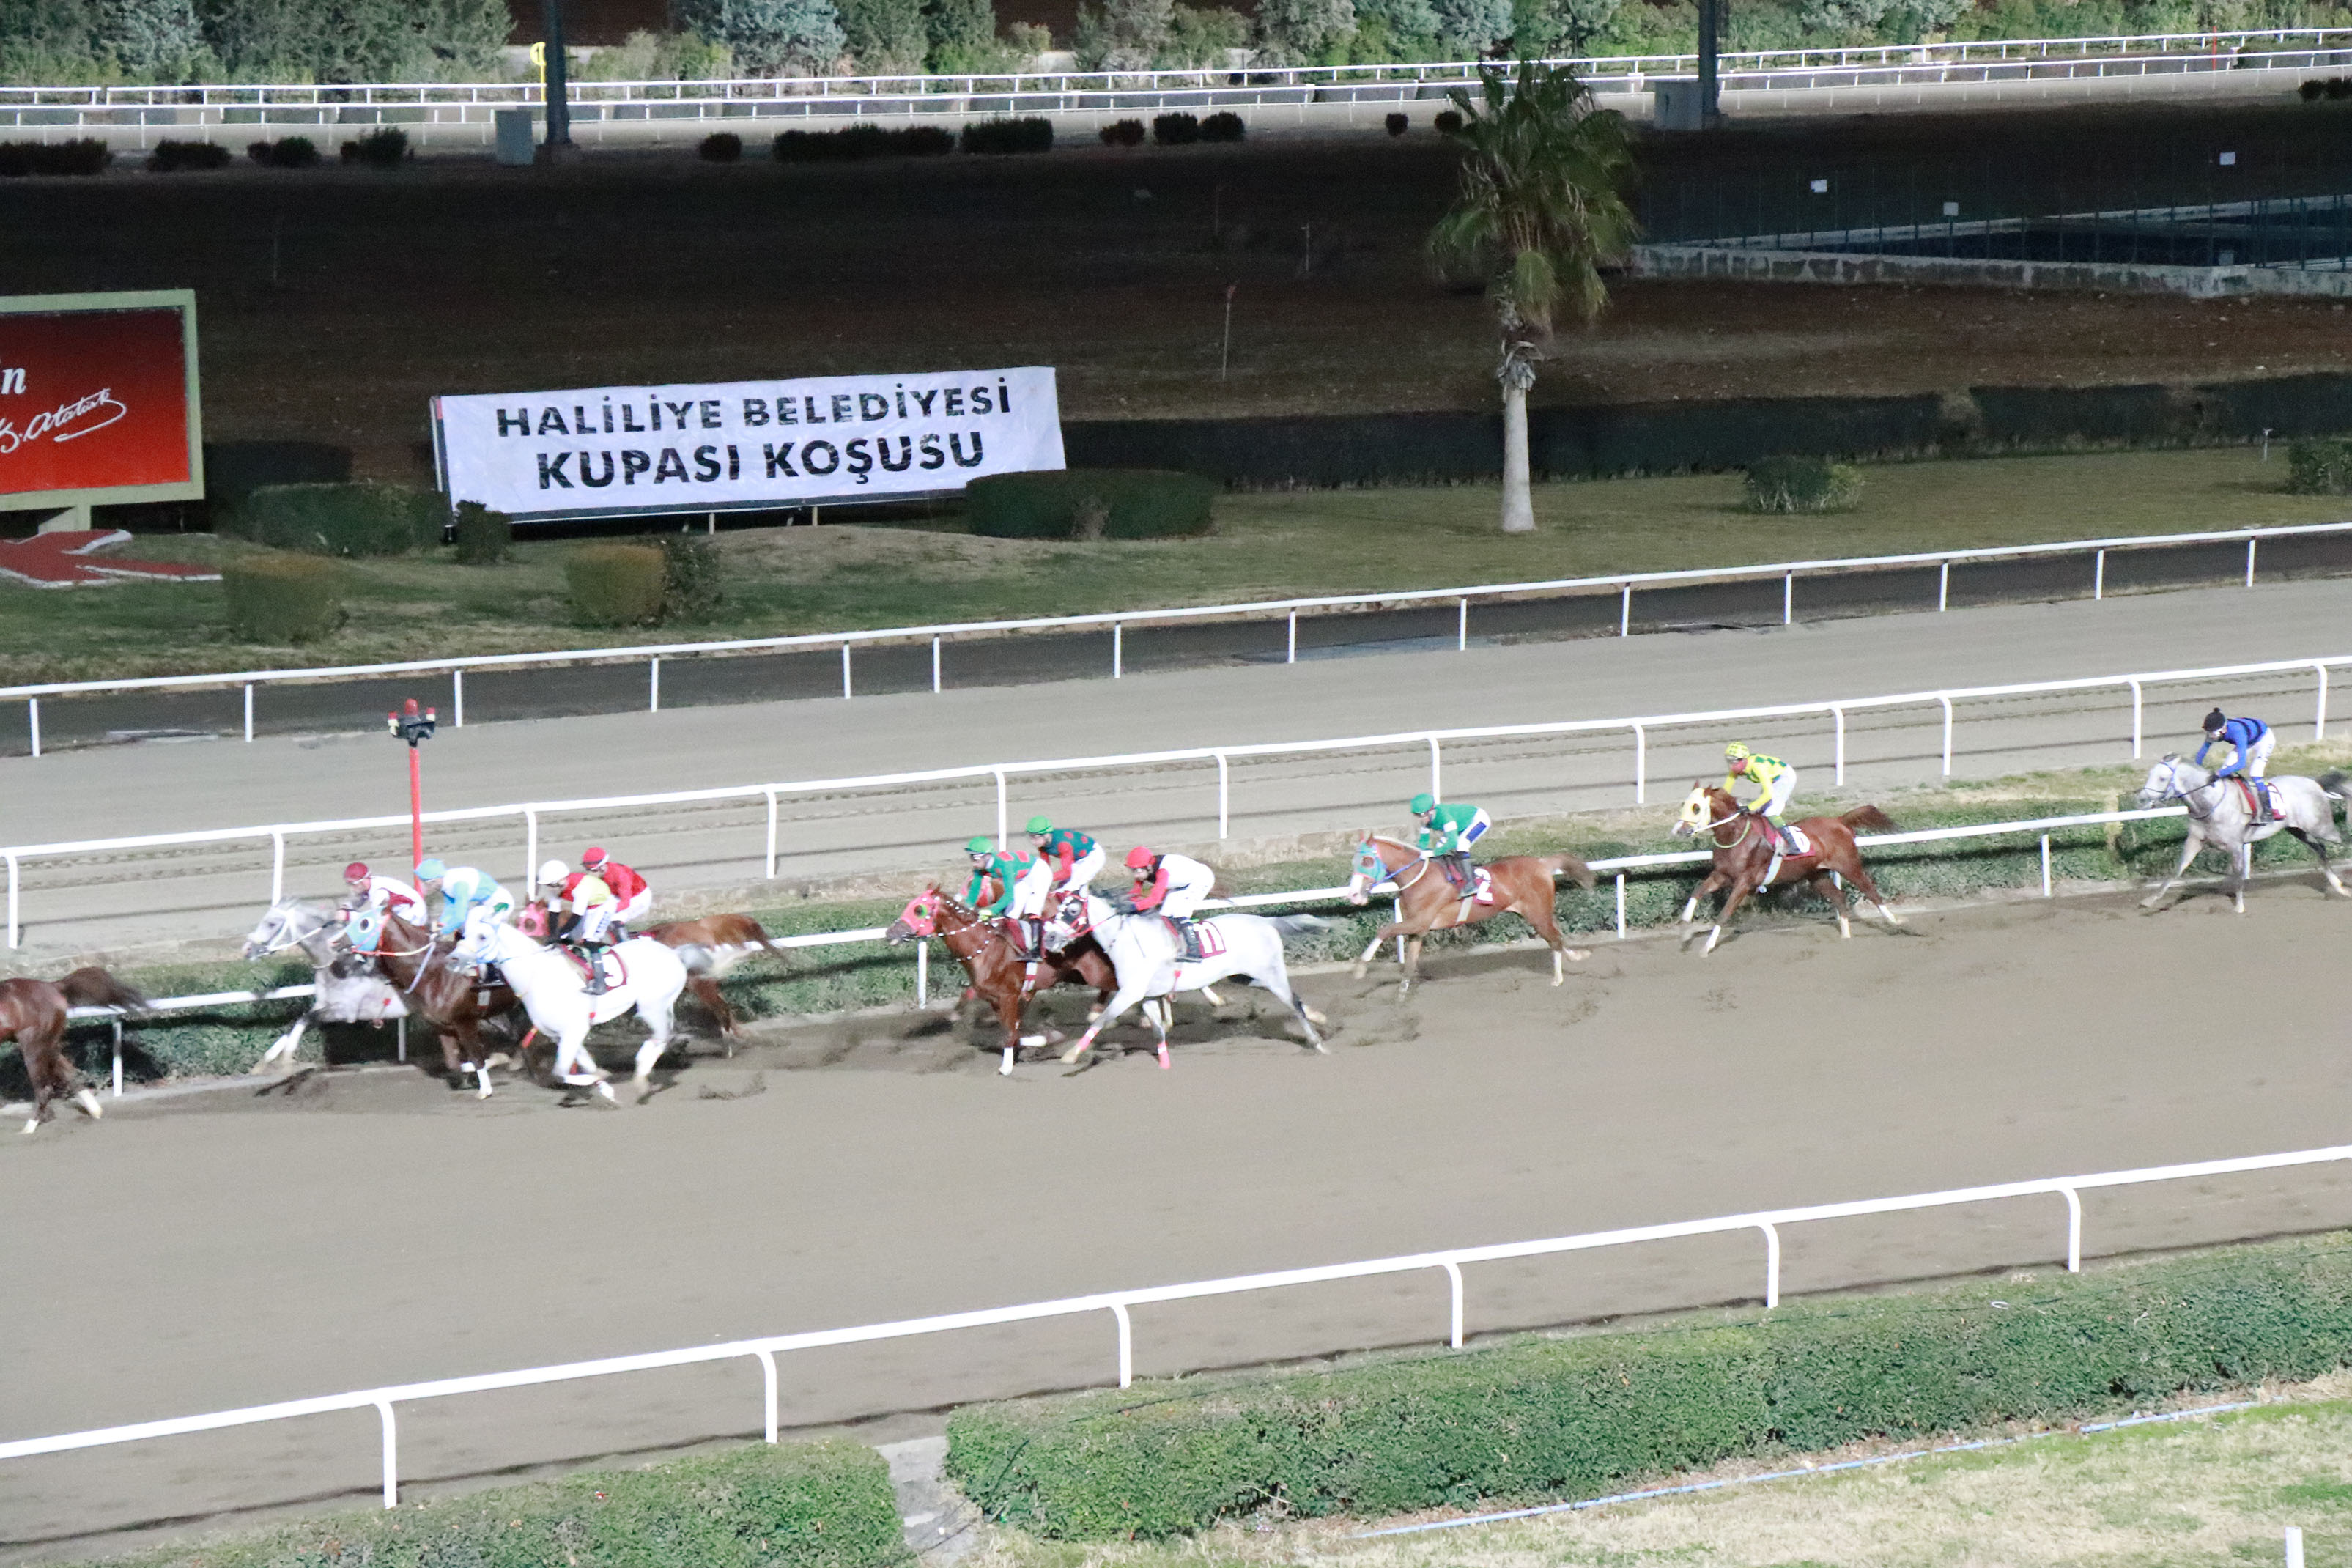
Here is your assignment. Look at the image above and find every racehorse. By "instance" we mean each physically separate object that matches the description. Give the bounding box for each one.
[2,967,145,1134]
[453,920,708,1104]
[643,913,785,1043]
[1345,834,1597,995]
[2137,757,2348,911]
[1057,897,1328,1070]
[886,887,1118,1076]
[242,900,411,1071]
[1671,785,1903,954]
[363,913,525,1098]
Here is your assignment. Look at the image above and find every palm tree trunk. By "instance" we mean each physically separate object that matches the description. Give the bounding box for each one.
[1500,378,1535,534]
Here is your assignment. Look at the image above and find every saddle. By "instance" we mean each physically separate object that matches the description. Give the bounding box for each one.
[1167,917,1222,964]
[558,944,626,991]
[1760,821,1815,887]
[2234,777,2282,821]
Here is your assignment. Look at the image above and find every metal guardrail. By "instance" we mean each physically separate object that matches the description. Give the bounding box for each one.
[9,520,2343,757]
[2,642,2327,950]
[2,1133,2338,1512]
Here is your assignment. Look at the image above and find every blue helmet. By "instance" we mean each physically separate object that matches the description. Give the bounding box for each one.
[413,857,448,881]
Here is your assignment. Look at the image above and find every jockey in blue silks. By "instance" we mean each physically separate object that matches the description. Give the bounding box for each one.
[2197,707,2276,822]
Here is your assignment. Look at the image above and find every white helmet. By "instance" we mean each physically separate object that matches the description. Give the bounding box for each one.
[537,859,569,890]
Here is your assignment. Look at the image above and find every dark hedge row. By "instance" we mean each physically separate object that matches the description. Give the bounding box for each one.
[946,1234,2352,1540]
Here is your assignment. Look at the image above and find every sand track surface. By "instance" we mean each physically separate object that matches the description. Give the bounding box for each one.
[7,887,2352,1560]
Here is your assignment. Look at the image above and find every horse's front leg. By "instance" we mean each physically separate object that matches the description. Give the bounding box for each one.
[1061,983,1142,1065]
[256,1010,312,1070]
[2143,829,2203,908]
[1704,879,1759,955]
[1399,936,1426,996]
[1811,872,1856,939]
[1353,921,1405,979]
[1679,872,1728,944]
[2235,841,2252,914]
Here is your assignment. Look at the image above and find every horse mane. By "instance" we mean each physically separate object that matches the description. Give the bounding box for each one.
[1369,834,1416,851]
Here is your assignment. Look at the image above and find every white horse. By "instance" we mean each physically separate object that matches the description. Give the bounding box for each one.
[1054,898,1327,1072]
[452,920,703,1103]
[241,900,410,1070]
[2136,756,2347,912]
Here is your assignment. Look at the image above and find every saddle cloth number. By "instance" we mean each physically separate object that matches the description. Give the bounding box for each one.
[1469,868,1497,905]
[1781,824,1813,857]
[1188,921,1227,959]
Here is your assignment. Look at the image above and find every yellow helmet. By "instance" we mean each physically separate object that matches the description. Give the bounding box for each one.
[1724,742,1751,762]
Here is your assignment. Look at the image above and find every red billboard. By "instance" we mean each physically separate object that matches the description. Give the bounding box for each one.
[0,291,202,511]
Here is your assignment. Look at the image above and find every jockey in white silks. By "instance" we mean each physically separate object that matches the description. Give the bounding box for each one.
[340,860,425,955]
[540,860,622,995]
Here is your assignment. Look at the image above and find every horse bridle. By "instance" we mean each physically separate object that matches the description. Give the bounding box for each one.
[1687,801,1762,850]
[2150,758,2223,821]
[1355,842,1427,892]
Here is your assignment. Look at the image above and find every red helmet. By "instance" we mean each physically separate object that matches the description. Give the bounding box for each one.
[1123,846,1156,870]
[343,862,369,881]
[581,847,608,867]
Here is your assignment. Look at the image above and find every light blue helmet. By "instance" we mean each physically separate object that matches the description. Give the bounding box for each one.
[413,857,447,881]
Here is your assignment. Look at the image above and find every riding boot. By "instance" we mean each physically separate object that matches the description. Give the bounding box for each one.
[582,945,609,996]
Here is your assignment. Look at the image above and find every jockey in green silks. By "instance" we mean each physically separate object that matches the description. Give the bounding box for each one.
[1410,791,1490,894]
[964,835,1051,959]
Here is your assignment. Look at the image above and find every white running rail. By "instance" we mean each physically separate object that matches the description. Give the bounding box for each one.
[2,646,2331,949]
[3,1137,2342,1510]
[7,520,2344,756]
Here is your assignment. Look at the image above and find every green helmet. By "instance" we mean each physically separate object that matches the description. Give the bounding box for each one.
[1024,814,1053,835]
[964,835,995,855]
[1410,791,1436,815]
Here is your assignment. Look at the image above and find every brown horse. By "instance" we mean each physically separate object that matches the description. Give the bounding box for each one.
[366,914,527,1096]
[3,967,147,1134]
[886,887,1117,1075]
[1671,784,1904,955]
[643,913,785,1045]
[1345,835,1597,995]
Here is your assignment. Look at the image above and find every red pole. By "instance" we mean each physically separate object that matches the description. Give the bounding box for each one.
[408,743,424,870]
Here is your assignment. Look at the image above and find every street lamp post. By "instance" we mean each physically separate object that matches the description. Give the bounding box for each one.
[541,0,573,151]
[386,698,437,871]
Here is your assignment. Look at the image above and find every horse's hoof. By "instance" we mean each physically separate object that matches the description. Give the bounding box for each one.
[1349,964,1368,980]
[593,1080,617,1104]
[1156,1046,1171,1070]
[20,1119,37,1135]
[1566,949,1589,962]
[1303,1006,1329,1027]
[1059,1044,1088,1065]
[1018,1033,1048,1047]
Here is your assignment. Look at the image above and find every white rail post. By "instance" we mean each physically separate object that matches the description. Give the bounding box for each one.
[4,852,15,948]
[1757,1221,1782,1308]
[1215,750,1229,838]
[2094,548,2106,600]
[2041,834,2052,896]
[1287,609,1298,664]
[524,807,539,890]
[649,657,662,712]
[2318,663,2331,742]
[1439,1259,1465,1347]
[994,767,1008,848]
[111,1019,122,1095]
[1457,598,1468,650]
[1939,695,1954,775]
[26,698,37,759]
[396,1016,407,1062]
[763,788,779,879]
[452,668,464,728]
[2059,1184,2083,1271]
[270,829,286,904]
[1112,621,1123,679]
[754,1348,780,1443]
[931,636,942,693]
[1832,705,1846,785]
[841,643,853,698]
[1619,582,1632,636]
[1109,1301,1134,1388]
[1782,572,1794,625]
[374,1399,399,1507]
[1938,559,1950,611]
[916,938,928,1007]
[1427,735,1442,800]
[1632,722,1647,805]
[2129,678,2144,758]
[2247,536,2259,586]
[2288,1525,2306,1568]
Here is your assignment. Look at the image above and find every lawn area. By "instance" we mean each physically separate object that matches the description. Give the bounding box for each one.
[970,1375,2352,1568]
[9,445,2341,684]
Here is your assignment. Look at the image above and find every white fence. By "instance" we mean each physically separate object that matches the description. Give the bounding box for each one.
[8,520,2343,757]
[5,639,2331,950]
[3,1138,2342,1512]
[3,26,2348,141]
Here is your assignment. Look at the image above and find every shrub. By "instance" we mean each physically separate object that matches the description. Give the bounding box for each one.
[1100,117,1146,146]
[2301,76,2329,99]
[450,500,512,565]
[97,1438,906,1568]
[948,1233,2352,1541]
[2333,76,2352,100]
[245,135,320,168]
[773,124,954,161]
[1434,108,1464,134]
[966,469,1216,540]
[700,130,744,161]
[341,126,410,168]
[223,555,347,645]
[1152,111,1200,145]
[0,138,111,177]
[568,544,668,626]
[660,531,727,621]
[960,116,1053,155]
[1385,110,1409,135]
[2287,436,2352,493]
[146,139,232,172]
[229,483,439,557]
[1742,454,1863,513]
[1200,110,1245,142]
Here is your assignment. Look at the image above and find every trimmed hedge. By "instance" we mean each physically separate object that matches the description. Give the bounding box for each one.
[1100,118,1146,147]
[1200,111,1246,143]
[1743,454,1863,513]
[229,481,440,556]
[451,500,512,564]
[661,531,727,621]
[0,138,110,177]
[245,135,320,168]
[2288,436,2352,495]
[222,555,346,645]
[568,544,668,626]
[1152,111,1199,145]
[965,469,1215,540]
[341,126,409,168]
[104,1438,907,1568]
[947,1233,2352,1540]
[1385,111,1409,136]
[960,117,1052,155]
[701,130,744,162]
[774,125,954,162]
[147,140,232,172]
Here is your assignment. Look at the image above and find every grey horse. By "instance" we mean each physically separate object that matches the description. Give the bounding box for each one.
[2134,756,2348,912]
[240,899,411,1070]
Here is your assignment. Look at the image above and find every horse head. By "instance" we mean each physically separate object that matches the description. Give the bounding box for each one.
[2137,753,2205,808]
[887,888,942,944]
[243,898,338,963]
[1670,784,1726,839]
[1346,834,1397,906]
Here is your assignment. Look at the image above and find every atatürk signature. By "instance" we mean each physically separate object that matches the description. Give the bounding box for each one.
[0,388,128,455]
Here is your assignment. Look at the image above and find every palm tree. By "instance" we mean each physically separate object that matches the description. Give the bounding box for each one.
[1431,61,1638,534]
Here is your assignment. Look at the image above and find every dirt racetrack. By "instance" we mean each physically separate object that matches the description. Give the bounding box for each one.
[7,884,2352,1560]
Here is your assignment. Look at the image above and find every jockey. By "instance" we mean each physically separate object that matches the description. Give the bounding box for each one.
[1409,792,1489,894]
[414,859,517,944]
[1125,845,1216,960]
[964,835,1052,959]
[2198,708,2276,821]
[579,847,651,930]
[341,861,425,928]
[1723,743,1800,854]
[1027,815,1104,942]
[550,860,622,996]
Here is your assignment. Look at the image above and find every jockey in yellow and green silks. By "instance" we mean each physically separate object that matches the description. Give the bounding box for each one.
[1723,743,1800,854]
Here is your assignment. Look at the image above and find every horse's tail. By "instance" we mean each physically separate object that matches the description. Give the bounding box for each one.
[2320,770,2352,807]
[56,966,149,1013]
[1538,853,1599,890]
[1840,805,1898,835]
[1268,914,1330,938]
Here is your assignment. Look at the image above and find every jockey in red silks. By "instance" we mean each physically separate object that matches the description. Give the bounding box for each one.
[341,861,425,951]
[578,847,650,929]
[1125,845,1217,960]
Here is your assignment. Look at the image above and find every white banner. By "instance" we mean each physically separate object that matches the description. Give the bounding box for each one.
[433,366,1064,522]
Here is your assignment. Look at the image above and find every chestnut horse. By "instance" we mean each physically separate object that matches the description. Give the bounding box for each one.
[3,967,147,1134]
[1671,785,1903,954]
[1346,835,1597,995]
[366,914,526,1097]
[886,887,1117,1075]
